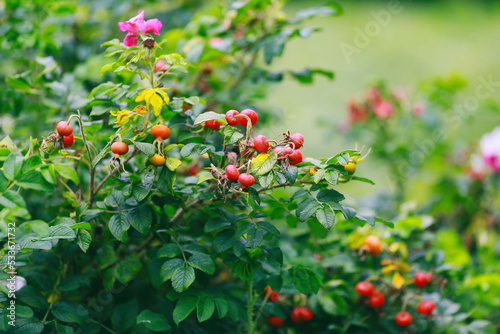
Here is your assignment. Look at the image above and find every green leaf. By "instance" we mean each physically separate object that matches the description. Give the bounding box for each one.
[257,221,280,236]
[0,190,27,208]
[375,216,394,228]
[250,153,277,176]
[317,189,345,203]
[258,173,273,188]
[188,254,216,275]
[111,300,138,332]
[77,229,92,253]
[351,176,375,185]
[284,166,298,183]
[17,171,52,191]
[160,259,184,282]
[180,143,199,157]
[127,206,152,234]
[197,173,214,184]
[214,298,228,318]
[316,203,336,229]
[115,256,142,284]
[324,170,338,185]
[4,153,23,180]
[15,305,34,318]
[158,244,181,258]
[0,170,8,192]
[172,267,195,292]
[214,230,235,253]
[55,164,79,185]
[247,228,264,248]
[11,319,43,334]
[194,111,227,125]
[274,171,287,184]
[224,126,244,145]
[91,144,110,168]
[109,213,130,242]
[173,296,197,325]
[17,286,49,309]
[6,75,31,90]
[52,302,89,325]
[131,140,156,158]
[247,187,261,210]
[165,157,182,171]
[313,169,325,183]
[55,322,75,334]
[136,310,171,332]
[21,155,43,172]
[204,217,231,232]
[197,297,215,323]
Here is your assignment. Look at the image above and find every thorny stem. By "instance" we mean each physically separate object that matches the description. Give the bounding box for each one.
[247,278,255,334]
[75,110,95,203]
[254,289,271,330]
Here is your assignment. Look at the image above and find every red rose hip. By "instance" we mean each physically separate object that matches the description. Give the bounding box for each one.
[111,142,129,155]
[290,133,304,149]
[225,110,240,126]
[56,121,73,136]
[395,311,412,326]
[151,125,171,140]
[267,315,285,327]
[367,291,385,308]
[205,120,221,130]
[225,165,240,181]
[290,307,313,323]
[63,133,74,148]
[238,173,255,187]
[239,109,258,127]
[289,149,303,165]
[262,286,279,303]
[416,300,435,315]
[253,135,269,153]
[414,271,432,288]
[355,281,374,296]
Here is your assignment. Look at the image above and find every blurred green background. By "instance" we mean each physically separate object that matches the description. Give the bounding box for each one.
[262,0,500,200]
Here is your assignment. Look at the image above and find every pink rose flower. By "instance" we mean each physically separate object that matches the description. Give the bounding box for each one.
[480,127,500,173]
[412,101,425,116]
[118,10,162,47]
[155,60,167,73]
[347,98,368,124]
[373,100,394,119]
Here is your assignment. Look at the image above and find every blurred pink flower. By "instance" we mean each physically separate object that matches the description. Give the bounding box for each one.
[391,87,407,101]
[347,98,368,124]
[413,101,425,116]
[373,100,394,119]
[155,60,167,72]
[366,87,381,103]
[480,127,500,173]
[118,10,162,47]
[467,154,486,181]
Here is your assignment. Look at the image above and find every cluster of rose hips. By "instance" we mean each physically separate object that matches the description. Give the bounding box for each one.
[355,270,435,327]
[261,286,314,328]
[203,109,305,188]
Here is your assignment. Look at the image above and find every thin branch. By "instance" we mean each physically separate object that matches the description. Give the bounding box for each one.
[93,148,138,196]
[76,110,95,203]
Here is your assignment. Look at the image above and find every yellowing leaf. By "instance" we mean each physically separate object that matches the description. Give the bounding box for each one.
[381,259,394,266]
[250,153,277,176]
[381,265,397,274]
[165,157,182,171]
[392,272,405,289]
[154,88,170,104]
[136,88,154,103]
[133,105,148,114]
[111,109,133,125]
[150,93,163,117]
